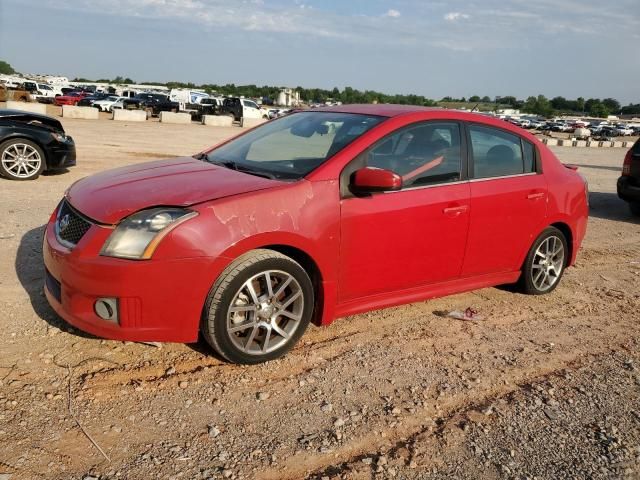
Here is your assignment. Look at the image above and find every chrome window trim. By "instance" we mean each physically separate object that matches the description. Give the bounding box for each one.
[381,179,467,194]
[469,172,538,183]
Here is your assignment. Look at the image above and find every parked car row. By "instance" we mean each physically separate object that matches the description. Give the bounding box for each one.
[506,118,639,137]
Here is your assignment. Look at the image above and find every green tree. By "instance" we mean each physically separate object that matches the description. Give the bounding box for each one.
[522,95,554,117]
[589,102,609,118]
[0,60,16,75]
[602,98,620,113]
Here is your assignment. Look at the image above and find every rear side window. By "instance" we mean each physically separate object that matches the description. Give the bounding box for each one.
[522,140,536,173]
[470,125,530,178]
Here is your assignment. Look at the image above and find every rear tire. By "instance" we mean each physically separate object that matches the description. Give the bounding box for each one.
[630,202,640,217]
[201,249,314,364]
[519,227,568,295]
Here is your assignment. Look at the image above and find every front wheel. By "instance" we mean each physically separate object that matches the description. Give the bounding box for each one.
[201,249,314,364]
[519,227,568,295]
[0,139,45,180]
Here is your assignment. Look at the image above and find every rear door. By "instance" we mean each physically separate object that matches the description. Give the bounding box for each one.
[461,123,547,277]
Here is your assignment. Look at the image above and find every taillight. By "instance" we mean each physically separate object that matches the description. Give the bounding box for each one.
[622,149,632,176]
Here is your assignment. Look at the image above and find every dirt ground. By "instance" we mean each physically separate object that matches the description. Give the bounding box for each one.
[0,117,639,480]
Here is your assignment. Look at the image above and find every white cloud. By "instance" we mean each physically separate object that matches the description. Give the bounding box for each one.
[385,9,401,18]
[444,12,470,21]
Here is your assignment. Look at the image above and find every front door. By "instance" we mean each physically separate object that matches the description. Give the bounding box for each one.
[339,121,471,301]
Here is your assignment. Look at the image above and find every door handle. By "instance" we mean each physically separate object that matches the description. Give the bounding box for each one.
[443,205,468,216]
[527,192,545,200]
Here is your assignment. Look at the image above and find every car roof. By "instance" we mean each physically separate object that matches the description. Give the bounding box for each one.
[316,104,440,117]
[305,104,531,129]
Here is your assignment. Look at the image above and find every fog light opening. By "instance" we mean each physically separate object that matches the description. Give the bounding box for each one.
[95,298,119,323]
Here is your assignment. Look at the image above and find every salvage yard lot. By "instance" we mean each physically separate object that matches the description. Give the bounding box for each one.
[1,118,639,479]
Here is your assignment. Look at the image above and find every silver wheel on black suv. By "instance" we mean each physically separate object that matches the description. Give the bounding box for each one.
[0,139,45,180]
[201,249,314,364]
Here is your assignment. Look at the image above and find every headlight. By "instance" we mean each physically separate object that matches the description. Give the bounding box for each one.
[51,132,67,142]
[100,208,198,260]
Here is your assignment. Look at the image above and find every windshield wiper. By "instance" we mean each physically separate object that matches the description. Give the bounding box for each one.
[234,165,276,180]
[195,154,276,179]
[202,156,239,172]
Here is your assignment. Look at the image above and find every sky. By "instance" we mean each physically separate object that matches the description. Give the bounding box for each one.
[0,0,638,103]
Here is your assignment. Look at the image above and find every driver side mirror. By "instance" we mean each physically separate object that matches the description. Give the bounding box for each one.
[351,167,402,193]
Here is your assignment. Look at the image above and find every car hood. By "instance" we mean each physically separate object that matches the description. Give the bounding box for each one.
[66,157,281,224]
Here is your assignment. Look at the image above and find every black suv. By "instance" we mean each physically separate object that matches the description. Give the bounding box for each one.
[123,94,179,116]
[617,139,640,216]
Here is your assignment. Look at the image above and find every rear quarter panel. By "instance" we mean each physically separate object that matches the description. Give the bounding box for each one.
[538,142,589,266]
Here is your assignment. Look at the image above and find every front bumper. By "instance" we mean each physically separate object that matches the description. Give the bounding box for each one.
[617,176,640,203]
[45,138,76,170]
[43,211,222,343]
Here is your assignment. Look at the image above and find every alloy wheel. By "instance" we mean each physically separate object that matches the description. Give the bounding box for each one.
[531,235,565,291]
[226,270,304,355]
[1,143,42,178]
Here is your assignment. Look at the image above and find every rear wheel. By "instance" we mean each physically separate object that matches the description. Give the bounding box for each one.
[201,249,314,364]
[0,139,45,180]
[520,227,568,295]
[630,202,640,217]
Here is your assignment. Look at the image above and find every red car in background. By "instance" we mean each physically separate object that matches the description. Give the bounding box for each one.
[54,91,89,106]
[43,105,589,364]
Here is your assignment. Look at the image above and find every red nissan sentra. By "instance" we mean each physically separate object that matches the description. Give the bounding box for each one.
[43,105,589,364]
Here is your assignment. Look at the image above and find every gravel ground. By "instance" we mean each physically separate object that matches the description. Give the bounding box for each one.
[0,117,638,480]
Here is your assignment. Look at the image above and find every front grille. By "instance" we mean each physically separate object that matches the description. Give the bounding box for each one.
[56,200,92,247]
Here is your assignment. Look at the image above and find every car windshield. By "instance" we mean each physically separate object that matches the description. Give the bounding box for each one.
[203,111,384,180]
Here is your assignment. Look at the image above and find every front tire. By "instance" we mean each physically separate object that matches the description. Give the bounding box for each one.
[0,139,45,180]
[201,249,314,364]
[520,227,568,295]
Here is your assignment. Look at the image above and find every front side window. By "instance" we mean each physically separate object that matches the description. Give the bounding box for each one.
[205,112,384,180]
[365,122,462,187]
[470,125,534,178]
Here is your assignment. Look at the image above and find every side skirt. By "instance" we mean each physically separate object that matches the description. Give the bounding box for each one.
[333,270,521,319]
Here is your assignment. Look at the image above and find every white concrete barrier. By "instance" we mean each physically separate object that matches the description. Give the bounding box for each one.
[557,139,573,147]
[241,117,268,129]
[599,141,612,148]
[613,141,624,148]
[5,101,47,115]
[112,109,147,122]
[623,141,633,148]
[575,141,587,147]
[202,115,234,127]
[159,111,191,124]
[543,138,558,146]
[587,141,599,148]
[62,105,99,120]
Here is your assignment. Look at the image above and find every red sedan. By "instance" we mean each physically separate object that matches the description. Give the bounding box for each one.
[54,91,88,106]
[43,105,588,364]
